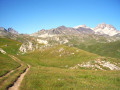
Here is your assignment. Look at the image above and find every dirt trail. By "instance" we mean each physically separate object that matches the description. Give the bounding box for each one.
[0,70,14,79]
[8,55,24,66]
[8,65,30,90]
[0,55,22,79]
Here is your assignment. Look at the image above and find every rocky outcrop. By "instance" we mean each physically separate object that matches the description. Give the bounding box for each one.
[0,48,6,54]
[37,39,48,44]
[69,59,120,70]
[19,41,38,53]
[0,27,7,31]
[8,28,19,35]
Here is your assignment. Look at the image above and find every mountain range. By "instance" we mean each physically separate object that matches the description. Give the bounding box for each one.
[0,23,120,37]
[31,23,120,37]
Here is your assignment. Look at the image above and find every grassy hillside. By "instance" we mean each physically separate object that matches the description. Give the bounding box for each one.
[18,45,120,90]
[73,40,120,59]
[0,53,20,77]
[0,37,120,90]
[0,37,28,90]
[0,37,21,54]
[20,66,120,90]
[0,38,22,76]
[19,45,98,67]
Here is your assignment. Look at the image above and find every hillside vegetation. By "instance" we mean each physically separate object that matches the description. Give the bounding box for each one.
[0,38,28,90]
[0,38,21,54]
[0,53,20,77]
[19,45,98,67]
[18,45,120,90]
[0,38,22,76]
[73,40,120,59]
[0,36,120,90]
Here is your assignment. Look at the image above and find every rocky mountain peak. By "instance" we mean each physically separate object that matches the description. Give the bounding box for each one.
[8,28,19,35]
[0,27,6,31]
[95,23,116,30]
[93,23,118,36]
[56,26,67,30]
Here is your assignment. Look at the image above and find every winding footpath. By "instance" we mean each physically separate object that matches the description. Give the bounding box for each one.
[0,54,30,90]
[8,65,30,90]
[0,55,22,79]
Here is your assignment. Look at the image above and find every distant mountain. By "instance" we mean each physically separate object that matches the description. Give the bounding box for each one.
[0,27,19,35]
[31,25,94,38]
[74,23,120,36]
[0,27,7,31]
[32,23,120,37]
[93,23,120,36]
[8,28,19,35]
[0,27,19,40]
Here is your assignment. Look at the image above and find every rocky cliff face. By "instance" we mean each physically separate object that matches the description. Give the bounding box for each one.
[73,23,120,36]
[31,25,94,38]
[93,23,119,36]
[19,41,38,53]
[0,27,19,34]
[8,28,19,35]
[0,27,19,38]
[0,48,6,54]
[0,27,7,31]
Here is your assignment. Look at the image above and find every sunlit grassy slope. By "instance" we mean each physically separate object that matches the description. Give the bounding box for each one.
[0,53,20,77]
[0,37,21,54]
[0,38,21,76]
[19,45,120,90]
[71,40,120,59]
[19,45,98,67]
[0,37,28,90]
[20,66,120,90]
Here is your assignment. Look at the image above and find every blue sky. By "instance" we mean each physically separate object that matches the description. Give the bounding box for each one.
[0,0,120,34]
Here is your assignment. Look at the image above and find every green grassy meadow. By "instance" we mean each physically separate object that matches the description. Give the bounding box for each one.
[0,38,22,77]
[0,38,21,54]
[18,45,120,90]
[72,40,120,59]
[0,53,20,77]
[0,38,27,90]
[20,66,120,90]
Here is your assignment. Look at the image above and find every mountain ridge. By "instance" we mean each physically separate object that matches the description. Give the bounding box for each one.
[31,23,120,37]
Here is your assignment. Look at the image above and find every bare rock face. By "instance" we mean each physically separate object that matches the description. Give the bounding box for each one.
[69,59,120,70]
[8,28,19,35]
[0,27,6,31]
[37,39,48,44]
[0,48,6,54]
[19,41,37,53]
[0,27,19,38]
[19,44,27,53]
[31,25,95,38]
[93,23,119,36]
